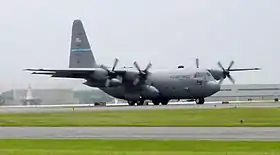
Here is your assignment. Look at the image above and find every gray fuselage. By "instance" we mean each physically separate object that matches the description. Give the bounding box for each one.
[99,68,221,101]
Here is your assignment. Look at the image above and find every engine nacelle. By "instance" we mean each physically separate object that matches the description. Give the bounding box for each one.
[140,85,159,98]
[83,80,105,87]
[123,71,139,81]
[90,68,108,80]
[107,78,122,87]
[207,69,224,80]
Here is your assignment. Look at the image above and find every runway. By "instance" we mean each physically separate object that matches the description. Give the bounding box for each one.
[0,102,279,141]
[0,127,279,140]
[0,102,279,113]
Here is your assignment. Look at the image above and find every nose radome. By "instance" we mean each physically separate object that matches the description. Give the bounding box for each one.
[207,81,221,92]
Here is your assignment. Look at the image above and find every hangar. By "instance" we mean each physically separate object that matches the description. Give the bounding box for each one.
[206,84,280,102]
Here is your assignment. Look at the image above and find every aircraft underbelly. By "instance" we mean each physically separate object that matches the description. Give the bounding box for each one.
[100,87,125,99]
[153,80,195,99]
[100,86,143,101]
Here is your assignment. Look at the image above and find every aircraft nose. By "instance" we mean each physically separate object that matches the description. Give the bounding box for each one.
[207,81,220,93]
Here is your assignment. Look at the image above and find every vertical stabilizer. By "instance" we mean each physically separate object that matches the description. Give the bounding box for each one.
[69,19,97,68]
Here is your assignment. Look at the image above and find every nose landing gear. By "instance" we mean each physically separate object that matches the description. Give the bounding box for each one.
[195,98,205,104]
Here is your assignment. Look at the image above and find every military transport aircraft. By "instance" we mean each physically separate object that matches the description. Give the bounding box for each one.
[25,20,260,106]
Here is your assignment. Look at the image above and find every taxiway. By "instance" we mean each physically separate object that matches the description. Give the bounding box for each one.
[0,102,279,113]
[0,127,279,140]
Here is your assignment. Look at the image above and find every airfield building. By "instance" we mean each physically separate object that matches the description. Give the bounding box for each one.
[0,84,280,105]
[1,89,79,105]
[206,84,280,102]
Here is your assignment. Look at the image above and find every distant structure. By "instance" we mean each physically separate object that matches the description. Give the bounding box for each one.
[21,85,41,105]
[0,84,279,106]
[206,84,280,102]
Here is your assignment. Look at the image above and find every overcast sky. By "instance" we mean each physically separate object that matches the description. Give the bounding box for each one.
[0,0,279,92]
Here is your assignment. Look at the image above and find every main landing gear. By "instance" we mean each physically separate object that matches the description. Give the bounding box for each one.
[128,99,145,106]
[152,99,169,105]
[195,98,205,104]
[128,99,170,106]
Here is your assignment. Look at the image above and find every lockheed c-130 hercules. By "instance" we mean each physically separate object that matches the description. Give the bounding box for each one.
[25,19,261,106]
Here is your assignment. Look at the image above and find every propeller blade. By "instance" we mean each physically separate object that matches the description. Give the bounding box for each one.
[133,61,141,73]
[228,60,234,70]
[227,74,235,84]
[105,79,110,87]
[133,78,139,85]
[144,62,152,72]
[196,58,199,68]
[217,61,226,72]
[112,58,119,71]
[218,78,224,85]
[100,64,110,72]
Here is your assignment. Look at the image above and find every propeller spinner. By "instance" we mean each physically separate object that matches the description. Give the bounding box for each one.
[133,61,152,85]
[100,58,120,87]
[217,61,236,84]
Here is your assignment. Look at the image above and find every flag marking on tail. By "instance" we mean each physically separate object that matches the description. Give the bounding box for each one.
[71,48,91,52]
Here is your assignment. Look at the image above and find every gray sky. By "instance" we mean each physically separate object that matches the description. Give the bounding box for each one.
[0,0,279,92]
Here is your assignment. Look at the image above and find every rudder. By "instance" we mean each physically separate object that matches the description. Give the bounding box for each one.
[69,19,97,68]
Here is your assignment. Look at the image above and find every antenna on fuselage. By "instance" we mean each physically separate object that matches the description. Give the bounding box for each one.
[196,58,199,68]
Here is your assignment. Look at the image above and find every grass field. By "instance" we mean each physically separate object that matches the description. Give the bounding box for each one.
[0,108,280,126]
[0,139,279,155]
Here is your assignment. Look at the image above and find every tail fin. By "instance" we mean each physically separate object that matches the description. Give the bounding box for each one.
[69,19,97,68]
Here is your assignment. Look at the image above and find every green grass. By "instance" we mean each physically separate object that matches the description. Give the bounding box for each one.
[0,139,279,155]
[0,108,280,126]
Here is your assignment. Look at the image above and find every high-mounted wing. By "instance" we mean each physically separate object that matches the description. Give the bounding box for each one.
[24,68,128,79]
[24,68,98,79]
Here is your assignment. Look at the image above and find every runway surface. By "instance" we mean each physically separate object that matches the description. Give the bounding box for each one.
[0,102,279,113]
[0,102,279,140]
[0,127,279,140]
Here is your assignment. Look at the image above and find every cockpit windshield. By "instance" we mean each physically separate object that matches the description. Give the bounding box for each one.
[194,72,204,78]
[194,71,214,80]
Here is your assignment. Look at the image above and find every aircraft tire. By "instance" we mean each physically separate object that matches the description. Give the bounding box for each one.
[128,101,136,106]
[137,100,145,106]
[195,98,205,104]
[152,100,160,105]
[161,99,169,105]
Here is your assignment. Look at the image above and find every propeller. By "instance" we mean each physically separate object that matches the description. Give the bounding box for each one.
[196,58,199,68]
[133,61,152,85]
[217,60,236,84]
[100,58,119,87]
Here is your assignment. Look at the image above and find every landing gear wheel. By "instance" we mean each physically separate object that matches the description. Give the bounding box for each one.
[137,99,145,106]
[128,101,136,106]
[195,98,205,104]
[161,99,169,105]
[152,100,160,105]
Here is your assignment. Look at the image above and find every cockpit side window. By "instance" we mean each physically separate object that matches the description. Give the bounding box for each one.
[194,71,214,81]
[194,72,200,78]
[194,72,204,78]
[206,71,215,80]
